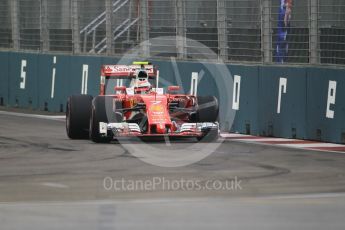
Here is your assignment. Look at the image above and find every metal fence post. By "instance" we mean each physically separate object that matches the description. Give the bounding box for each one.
[217,0,228,61]
[262,0,271,63]
[140,0,150,57]
[105,0,113,55]
[10,0,20,50]
[72,0,81,54]
[176,0,186,59]
[310,0,319,64]
[127,0,133,42]
[61,0,71,29]
[40,0,49,52]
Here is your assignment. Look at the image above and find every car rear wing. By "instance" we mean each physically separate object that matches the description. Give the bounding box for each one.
[99,64,160,95]
[101,65,157,78]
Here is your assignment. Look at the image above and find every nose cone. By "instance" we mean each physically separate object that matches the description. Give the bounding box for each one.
[155,123,166,134]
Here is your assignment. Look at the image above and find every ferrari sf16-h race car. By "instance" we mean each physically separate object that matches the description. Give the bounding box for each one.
[66,62,219,143]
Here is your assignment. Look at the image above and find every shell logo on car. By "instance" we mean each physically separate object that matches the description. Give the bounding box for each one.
[150,104,164,114]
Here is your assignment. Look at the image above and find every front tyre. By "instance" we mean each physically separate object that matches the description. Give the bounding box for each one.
[190,96,219,123]
[196,96,219,122]
[66,95,93,139]
[89,96,113,143]
[197,127,219,142]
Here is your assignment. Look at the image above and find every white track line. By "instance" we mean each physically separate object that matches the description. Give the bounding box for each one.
[0,110,65,120]
[221,133,345,153]
[1,192,345,207]
[220,133,252,138]
[279,143,344,148]
[242,138,296,142]
[263,192,345,200]
[220,134,293,142]
[41,182,69,189]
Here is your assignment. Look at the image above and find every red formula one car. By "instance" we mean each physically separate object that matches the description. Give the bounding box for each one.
[66,62,219,143]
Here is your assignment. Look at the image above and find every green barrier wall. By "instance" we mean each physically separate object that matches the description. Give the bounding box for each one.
[306,68,345,143]
[0,52,9,106]
[258,67,308,139]
[228,65,259,135]
[0,51,344,143]
[8,52,39,109]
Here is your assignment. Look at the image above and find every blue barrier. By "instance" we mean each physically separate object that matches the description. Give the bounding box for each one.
[0,52,9,106]
[8,52,39,109]
[0,51,344,144]
[229,65,259,135]
[258,66,307,139]
[306,68,345,143]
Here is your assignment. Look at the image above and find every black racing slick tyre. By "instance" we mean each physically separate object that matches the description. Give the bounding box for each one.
[194,96,219,122]
[197,127,219,142]
[66,95,93,139]
[89,96,113,143]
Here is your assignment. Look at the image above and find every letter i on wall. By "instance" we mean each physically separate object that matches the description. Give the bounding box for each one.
[51,56,57,98]
[81,64,89,95]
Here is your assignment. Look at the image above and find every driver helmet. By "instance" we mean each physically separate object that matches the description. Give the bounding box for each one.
[135,69,152,92]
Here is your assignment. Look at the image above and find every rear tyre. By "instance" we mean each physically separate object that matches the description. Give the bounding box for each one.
[89,96,113,143]
[66,95,93,139]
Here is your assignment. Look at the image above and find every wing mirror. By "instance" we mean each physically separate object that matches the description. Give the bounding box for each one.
[167,86,180,93]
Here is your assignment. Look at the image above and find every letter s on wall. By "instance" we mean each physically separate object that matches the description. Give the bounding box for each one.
[20,60,27,89]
